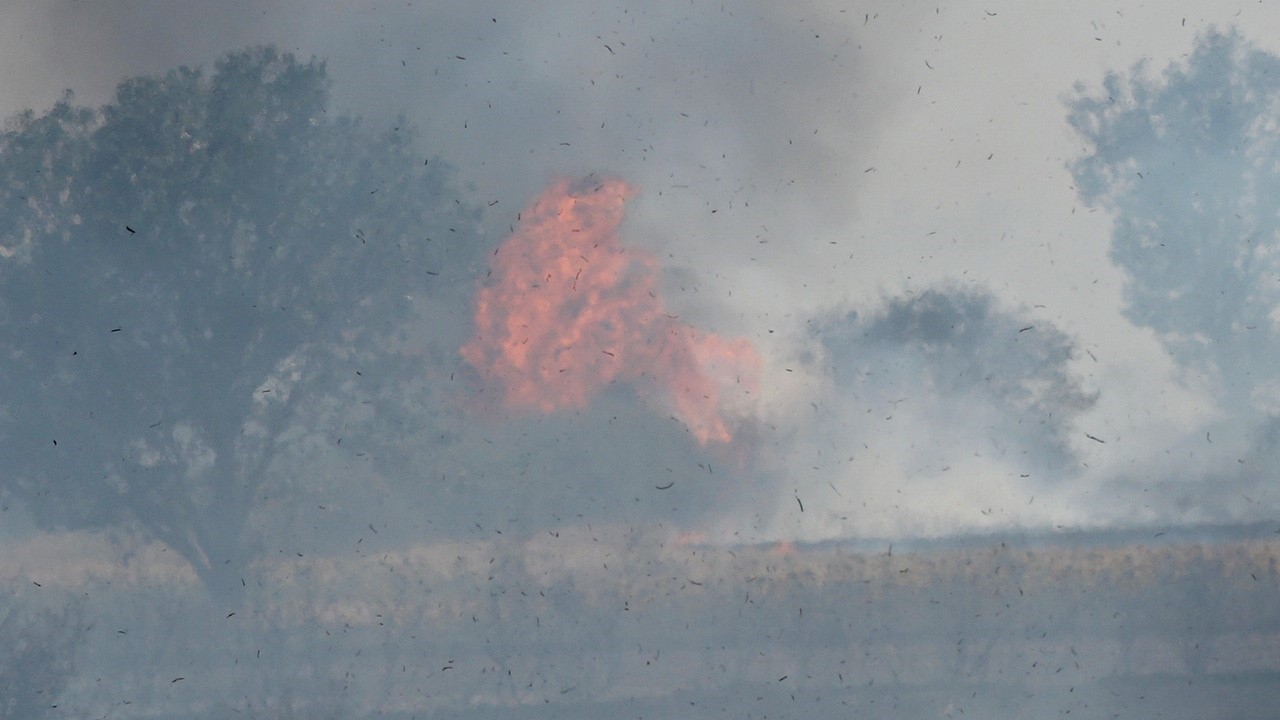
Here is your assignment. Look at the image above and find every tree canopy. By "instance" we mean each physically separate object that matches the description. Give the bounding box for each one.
[0,46,482,601]
[819,286,1095,473]
[1069,30,1280,420]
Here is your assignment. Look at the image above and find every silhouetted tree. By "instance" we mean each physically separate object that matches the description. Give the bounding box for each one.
[820,286,1096,472]
[1069,29,1280,423]
[0,47,481,602]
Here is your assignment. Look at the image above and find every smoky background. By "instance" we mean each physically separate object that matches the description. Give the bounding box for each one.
[0,2,1277,719]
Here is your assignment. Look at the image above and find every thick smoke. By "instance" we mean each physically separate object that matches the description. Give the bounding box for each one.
[731,285,1096,542]
[4,7,1280,719]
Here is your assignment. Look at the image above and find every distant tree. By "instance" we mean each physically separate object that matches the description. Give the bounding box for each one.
[0,47,482,602]
[819,286,1096,472]
[1069,29,1280,423]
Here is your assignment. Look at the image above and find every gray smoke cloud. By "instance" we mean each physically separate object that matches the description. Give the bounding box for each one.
[1,2,1275,546]
[5,6,1280,719]
[0,0,897,548]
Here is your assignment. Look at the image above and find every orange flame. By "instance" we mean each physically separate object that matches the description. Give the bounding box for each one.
[461,177,759,445]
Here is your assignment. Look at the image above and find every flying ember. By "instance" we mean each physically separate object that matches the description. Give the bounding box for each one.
[461,176,760,445]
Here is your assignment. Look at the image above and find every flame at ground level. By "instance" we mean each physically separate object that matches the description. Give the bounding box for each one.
[461,177,759,445]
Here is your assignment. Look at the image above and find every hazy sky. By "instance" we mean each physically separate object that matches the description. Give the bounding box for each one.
[4,0,1279,543]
